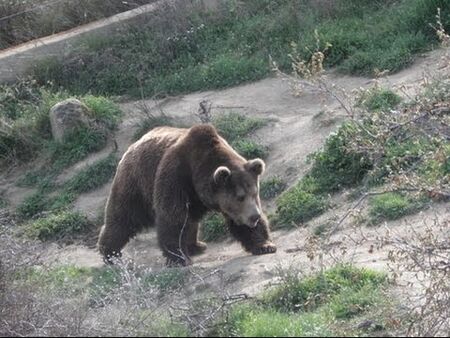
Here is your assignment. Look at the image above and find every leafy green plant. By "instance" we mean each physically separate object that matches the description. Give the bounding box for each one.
[308,123,372,193]
[357,87,402,112]
[1,85,121,169]
[274,177,328,228]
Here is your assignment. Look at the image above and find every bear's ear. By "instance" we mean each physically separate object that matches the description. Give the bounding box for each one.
[245,159,265,176]
[213,166,231,185]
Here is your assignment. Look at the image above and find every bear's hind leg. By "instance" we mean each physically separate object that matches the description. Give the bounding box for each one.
[156,217,195,266]
[97,221,136,264]
[98,206,149,263]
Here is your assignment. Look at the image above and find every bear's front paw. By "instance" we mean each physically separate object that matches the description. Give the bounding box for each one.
[188,241,207,256]
[251,242,277,255]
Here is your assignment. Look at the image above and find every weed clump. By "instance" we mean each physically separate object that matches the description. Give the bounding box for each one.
[24,211,91,241]
[232,139,269,159]
[356,86,402,112]
[213,112,268,159]
[217,265,389,337]
[368,192,428,225]
[264,265,386,313]
[274,177,328,228]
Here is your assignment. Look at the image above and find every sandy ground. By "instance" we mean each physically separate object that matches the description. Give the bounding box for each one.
[1,46,449,295]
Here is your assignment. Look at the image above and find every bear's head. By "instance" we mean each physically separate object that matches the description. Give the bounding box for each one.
[213,158,265,228]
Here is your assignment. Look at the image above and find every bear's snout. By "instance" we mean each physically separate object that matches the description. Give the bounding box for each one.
[248,214,261,228]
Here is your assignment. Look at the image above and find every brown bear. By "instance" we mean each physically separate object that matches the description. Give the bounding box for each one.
[97,124,276,266]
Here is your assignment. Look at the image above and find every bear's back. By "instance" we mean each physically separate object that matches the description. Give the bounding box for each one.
[112,126,187,204]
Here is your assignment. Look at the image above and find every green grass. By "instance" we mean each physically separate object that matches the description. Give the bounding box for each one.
[263,265,386,313]
[212,112,269,160]
[23,264,186,297]
[232,138,268,159]
[221,305,331,337]
[81,95,122,129]
[16,190,50,219]
[1,81,121,169]
[419,144,450,183]
[23,211,91,241]
[63,154,118,194]
[368,192,428,225]
[200,212,227,242]
[370,136,444,185]
[357,87,402,112]
[215,265,389,337]
[213,113,267,141]
[21,265,124,305]
[48,126,108,171]
[274,177,328,228]
[17,154,118,220]
[143,318,189,337]
[308,123,373,193]
[1,88,67,164]
[330,284,384,319]
[133,114,174,141]
[141,268,187,291]
[0,195,8,209]
[273,122,373,227]
[29,0,449,97]
[260,176,287,200]
[17,128,112,189]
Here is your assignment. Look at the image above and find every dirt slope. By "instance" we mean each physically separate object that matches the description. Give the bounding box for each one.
[2,46,449,296]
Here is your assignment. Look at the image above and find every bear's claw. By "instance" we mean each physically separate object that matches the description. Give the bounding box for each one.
[252,243,277,255]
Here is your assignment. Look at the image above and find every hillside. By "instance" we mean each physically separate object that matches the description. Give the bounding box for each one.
[1,1,449,336]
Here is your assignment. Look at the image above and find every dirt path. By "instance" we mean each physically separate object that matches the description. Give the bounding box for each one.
[2,46,449,295]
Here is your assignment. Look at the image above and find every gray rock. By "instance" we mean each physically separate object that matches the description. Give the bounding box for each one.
[49,98,90,142]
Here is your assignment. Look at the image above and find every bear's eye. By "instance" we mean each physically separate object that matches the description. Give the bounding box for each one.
[237,195,245,202]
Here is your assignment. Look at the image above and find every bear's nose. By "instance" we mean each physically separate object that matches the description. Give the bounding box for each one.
[249,214,261,226]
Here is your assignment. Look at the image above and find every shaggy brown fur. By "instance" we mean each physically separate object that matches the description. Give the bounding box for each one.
[97,124,276,265]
